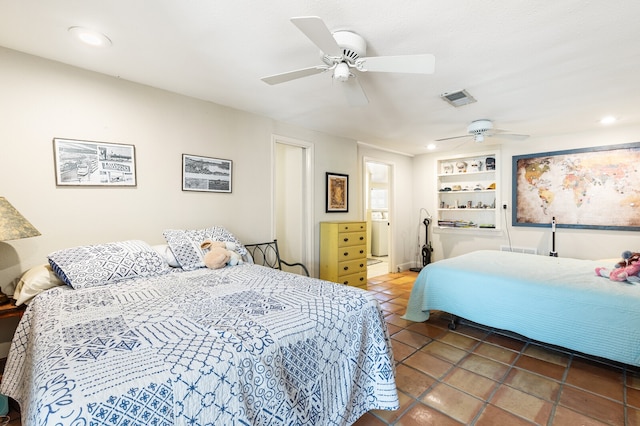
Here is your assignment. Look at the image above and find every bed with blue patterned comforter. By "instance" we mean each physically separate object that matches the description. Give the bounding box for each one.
[1,265,398,425]
[404,250,640,366]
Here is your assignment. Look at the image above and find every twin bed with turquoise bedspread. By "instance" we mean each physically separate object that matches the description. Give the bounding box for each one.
[404,250,640,366]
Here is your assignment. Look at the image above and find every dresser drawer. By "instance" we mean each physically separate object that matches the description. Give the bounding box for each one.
[337,231,366,248]
[338,258,367,277]
[338,271,367,287]
[337,222,366,233]
[337,245,366,261]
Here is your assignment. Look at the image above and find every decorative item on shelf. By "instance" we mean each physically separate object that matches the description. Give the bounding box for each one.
[469,160,483,172]
[0,197,41,305]
[486,157,495,170]
[455,161,467,173]
[442,163,453,174]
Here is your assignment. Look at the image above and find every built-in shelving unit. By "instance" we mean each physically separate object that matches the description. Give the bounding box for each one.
[435,150,501,233]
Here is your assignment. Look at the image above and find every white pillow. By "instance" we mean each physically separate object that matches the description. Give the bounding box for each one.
[14,264,65,306]
[152,244,181,268]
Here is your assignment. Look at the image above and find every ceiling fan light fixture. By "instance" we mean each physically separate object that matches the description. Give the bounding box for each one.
[475,134,485,143]
[333,62,350,82]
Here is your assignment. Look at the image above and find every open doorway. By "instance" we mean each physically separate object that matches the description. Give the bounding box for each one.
[364,160,392,278]
[273,135,314,276]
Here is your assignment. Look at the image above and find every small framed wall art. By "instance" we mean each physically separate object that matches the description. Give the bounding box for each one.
[182,154,232,193]
[53,138,136,186]
[326,172,348,212]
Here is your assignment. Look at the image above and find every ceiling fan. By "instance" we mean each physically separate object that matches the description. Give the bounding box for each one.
[261,16,435,106]
[436,119,530,143]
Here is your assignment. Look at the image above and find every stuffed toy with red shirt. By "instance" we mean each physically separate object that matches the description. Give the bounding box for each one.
[595,251,640,284]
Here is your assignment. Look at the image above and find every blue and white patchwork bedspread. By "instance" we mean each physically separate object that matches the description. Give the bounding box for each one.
[1,265,398,425]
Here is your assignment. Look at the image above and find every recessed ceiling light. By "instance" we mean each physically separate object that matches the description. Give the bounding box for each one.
[426,143,436,150]
[600,116,616,125]
[68,26,112,47]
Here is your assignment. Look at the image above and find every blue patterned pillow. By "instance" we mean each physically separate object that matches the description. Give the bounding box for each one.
[48,240,172,289]
[163,226,247,271]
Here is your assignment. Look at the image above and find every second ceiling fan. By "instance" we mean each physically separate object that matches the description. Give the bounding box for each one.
[437,119,530,143]
[261,16,435,106]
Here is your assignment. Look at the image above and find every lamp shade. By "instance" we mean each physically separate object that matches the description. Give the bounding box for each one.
[0,197,41,241]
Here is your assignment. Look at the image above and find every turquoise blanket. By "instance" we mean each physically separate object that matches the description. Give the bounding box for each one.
[404,250,640,366]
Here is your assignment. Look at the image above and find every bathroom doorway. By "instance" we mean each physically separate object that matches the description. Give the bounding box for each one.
[365,160,392,278]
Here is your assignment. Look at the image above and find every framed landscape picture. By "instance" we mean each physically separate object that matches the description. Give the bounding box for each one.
[53,138,136,186]
[182,154,232,193]
[326,172,348,212]
[512,142,640,230]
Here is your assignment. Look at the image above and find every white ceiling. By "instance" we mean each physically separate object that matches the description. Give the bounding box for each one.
[1,0,639,155]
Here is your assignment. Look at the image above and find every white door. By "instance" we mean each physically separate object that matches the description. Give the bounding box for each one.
[273,136,313,275]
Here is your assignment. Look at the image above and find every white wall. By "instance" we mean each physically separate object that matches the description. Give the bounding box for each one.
[413,126,640,262]
[0,46,364,300]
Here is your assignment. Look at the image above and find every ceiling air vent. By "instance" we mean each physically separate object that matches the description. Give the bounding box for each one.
[440,89,476,107]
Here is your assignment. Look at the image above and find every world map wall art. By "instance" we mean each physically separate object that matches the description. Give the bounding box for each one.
[512,142,640,230]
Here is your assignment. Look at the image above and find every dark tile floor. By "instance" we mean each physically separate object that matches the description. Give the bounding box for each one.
[355,271,640,425]
[4,271,640,425]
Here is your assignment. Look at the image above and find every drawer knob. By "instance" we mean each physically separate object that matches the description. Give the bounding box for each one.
[343,266,349,271]
[359,263,364,268]
[359,277,364,282]
[343,252,348,257]
[343,238,349,242]
[343,281,349,285]
[359,236,364,241]
[359,250,364,254]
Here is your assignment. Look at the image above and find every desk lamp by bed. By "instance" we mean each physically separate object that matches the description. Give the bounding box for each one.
[0,197,41,304]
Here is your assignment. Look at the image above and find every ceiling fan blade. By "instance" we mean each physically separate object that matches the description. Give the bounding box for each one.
[261,66,328,85]
[491,130,530,140]
[342,76,368,106]
[355,54,435,74]
[435,135,470,142]
[290,16,342,57]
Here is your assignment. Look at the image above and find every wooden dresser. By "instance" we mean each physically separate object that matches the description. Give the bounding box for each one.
[319,221,367,289]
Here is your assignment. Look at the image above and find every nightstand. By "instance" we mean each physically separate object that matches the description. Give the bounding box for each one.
[0,302,25,320]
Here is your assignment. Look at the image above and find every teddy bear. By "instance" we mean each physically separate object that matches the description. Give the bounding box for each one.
[200,239,243,269]
[595,251,640,284]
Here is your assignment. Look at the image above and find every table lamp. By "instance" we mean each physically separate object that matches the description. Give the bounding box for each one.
[0,197,41,304]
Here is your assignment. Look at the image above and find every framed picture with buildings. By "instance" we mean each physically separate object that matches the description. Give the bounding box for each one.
[53,138,136,186]
[182,154,232,193]
[512,142,640,230]
[326,172,349,213]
